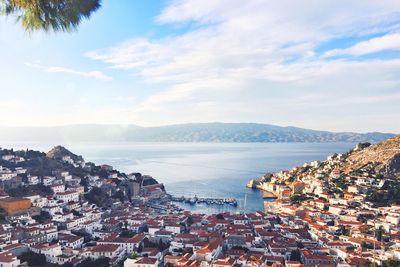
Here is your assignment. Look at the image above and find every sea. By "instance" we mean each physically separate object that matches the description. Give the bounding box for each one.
[2,142,356,214]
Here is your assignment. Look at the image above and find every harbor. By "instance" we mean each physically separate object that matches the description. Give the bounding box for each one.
[171,195,238,206]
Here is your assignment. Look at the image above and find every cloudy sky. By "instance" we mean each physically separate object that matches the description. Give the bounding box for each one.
[0,0,399,133]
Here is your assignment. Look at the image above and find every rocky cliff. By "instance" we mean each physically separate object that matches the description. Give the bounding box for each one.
[344,135,400,177]
[46,145,83,162]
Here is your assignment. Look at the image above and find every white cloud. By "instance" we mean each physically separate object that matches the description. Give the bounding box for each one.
[25,62,112,81]
[85,0,400,132]
[324,33,400,57]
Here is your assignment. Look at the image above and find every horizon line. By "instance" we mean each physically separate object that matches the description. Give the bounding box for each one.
[0,122,396,135]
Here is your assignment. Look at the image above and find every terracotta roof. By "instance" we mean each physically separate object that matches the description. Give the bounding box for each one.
[213,257,234,266]
[0,252,18,263]
[89,244,120,253]
[135,257,157,264]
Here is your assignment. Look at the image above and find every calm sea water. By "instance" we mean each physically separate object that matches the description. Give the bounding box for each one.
[2,142,356,213]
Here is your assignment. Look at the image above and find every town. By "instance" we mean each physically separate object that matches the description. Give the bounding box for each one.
[1,0,400,266]
[247,136,400,267]
[0,138,399,267]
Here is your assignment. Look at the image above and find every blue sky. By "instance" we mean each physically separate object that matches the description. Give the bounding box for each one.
[0,0,400,133]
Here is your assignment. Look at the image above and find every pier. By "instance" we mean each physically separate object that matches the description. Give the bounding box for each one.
[171,195,238,206]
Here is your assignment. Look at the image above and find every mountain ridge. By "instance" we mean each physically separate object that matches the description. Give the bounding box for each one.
[0,123,395,143]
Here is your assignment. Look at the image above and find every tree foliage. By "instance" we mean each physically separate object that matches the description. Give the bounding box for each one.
[32,210,52,223]
[290,249,301,261]
[18,252,46,267]
[77,258,110,267]
[290,194,310,204]
[84,187,107,207]
[0,0,101,32]
[216,213,224,220]
[383,260,400,267]
[360,260,379,267]
[361,241,374,249]
[129,252,139,259]
[120,230,135,238]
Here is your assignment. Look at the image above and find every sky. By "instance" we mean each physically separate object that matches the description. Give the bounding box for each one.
[0,0,400,133]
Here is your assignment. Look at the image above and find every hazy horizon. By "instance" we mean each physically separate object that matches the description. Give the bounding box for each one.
[0,122,397,135]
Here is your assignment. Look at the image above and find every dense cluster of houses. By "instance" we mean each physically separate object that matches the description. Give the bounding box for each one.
[250,144,400,266]
[0,144,399,267]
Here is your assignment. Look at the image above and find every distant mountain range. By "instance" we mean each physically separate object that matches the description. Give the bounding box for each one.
[0,123,395,143]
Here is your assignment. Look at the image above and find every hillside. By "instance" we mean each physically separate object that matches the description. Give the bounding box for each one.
[0,123,395,143]
[46,145,84,162]
[344,135,400,176]
[250,134,400,206]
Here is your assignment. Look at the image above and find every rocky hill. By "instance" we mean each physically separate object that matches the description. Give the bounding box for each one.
[344,135,400,177]
[46,145,83,162]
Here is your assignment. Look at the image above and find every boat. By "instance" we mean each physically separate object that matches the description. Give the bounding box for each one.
[170,195,238,207]
[189,196,198,204]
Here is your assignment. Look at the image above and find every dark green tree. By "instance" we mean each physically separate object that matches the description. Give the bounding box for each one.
[32,210,52,223]
[383,260,400,267]
[0,0,101,32]
[290,249,301,261]
[361,242,374,249]
[375,226,384,242]
[18,252,46,266]
[77,258,110,267]
[360,260,379,267]
[216,213,224,220]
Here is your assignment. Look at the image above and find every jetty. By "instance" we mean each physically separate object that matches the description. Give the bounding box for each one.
[171,195,238,206]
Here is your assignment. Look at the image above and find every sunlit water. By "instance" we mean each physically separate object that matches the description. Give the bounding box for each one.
[2,142,356,213]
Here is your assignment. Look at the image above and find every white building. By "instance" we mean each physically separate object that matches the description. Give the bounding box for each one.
[386,214,400,225]
[1,155,14,161]
[32,197,47,208]
[42,205,62,216]
[329,205,345,215]
[15,167,27,174]
[148,225,161,236]
[83,244,123,262]
[124,257,158,267]
[0,168,17,181]
[55,191,79,203]
[30,243,62,264]
[0,252,20,267]
[62,156,74,164]
[165,224,183,234]
[43,176,56,186]
[50,184,65,193]
[59,233,84,249]
[27,175,40,185]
